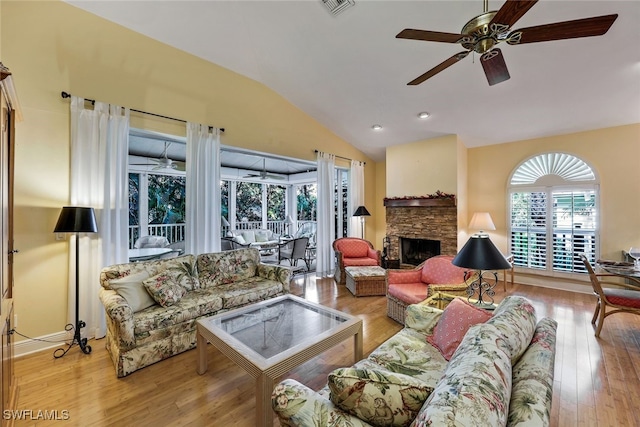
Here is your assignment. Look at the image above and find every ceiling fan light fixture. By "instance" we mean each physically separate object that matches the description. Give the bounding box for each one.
[418,112,430,119]
[372,124,382,131]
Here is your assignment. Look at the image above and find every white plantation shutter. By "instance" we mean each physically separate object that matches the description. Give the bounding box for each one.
[509,153,598,275]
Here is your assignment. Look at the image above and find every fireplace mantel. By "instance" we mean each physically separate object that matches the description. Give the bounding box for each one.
[383,198,456,208]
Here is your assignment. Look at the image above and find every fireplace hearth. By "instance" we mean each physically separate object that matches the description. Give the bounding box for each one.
[400,237,441,266]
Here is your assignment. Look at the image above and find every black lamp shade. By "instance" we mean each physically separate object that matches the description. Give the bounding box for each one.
[54,207,98,233]
[353,206,370,217]
[452,234,511,270]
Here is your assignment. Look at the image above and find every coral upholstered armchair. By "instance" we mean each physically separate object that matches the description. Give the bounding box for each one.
[386,255,469,324]
[332,237,381,285]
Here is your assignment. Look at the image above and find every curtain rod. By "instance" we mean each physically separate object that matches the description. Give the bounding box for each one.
[314,149,365,165]
[60,91,224,133]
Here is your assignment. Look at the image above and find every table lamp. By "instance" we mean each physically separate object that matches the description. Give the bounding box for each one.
[452,233,511,308]
[53,206,98,358]
[468,212,496,235]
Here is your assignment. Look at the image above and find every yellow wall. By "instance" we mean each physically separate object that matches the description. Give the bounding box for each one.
[373,160,386,251]
[456,137,469,249]
[466,124,640,260]
[2,0,376,341]
[386,134,458,197]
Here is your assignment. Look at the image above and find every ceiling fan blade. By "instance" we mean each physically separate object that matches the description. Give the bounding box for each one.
[265,174,286,180]
[481,48,510,86]
[490,0,538,29]
[396,29,463,43]
[407,51,469,86]
[507,14,618,45]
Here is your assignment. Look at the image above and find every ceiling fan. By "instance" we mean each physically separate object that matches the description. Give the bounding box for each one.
[131,141,182,171]
[243,158,285,180]
[397,0,618,86]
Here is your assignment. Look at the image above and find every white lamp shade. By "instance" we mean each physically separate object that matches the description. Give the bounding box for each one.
[469,212,496,232]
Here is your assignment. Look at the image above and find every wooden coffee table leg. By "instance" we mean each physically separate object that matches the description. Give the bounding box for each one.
[196,331,208,375]
[256,373,275,427]
[354,322,363,363]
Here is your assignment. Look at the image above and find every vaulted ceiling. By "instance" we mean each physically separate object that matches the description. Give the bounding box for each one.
[67,0,640,161]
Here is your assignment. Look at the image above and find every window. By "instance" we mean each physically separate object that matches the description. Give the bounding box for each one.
[335,168,349,238]
[296,183,317,221]
[267,184,286,221]
[128,172,186,248]
[509,153,598,274]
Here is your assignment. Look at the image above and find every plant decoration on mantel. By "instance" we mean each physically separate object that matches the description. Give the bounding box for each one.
[383,191,456,207]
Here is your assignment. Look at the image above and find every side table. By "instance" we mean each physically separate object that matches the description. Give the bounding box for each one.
[344,266,387,297]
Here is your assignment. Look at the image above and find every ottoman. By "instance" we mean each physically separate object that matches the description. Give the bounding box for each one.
[344,266,386,297]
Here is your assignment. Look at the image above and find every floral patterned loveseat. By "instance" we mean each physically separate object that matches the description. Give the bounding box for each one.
[99,248,290,377]
[272,296,557,427]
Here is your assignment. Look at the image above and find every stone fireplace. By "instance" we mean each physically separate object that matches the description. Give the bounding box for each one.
[385,197,457,267]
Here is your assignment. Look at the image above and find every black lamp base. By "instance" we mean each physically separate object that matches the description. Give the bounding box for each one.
[465,270,498,308]
[53,320,92,359]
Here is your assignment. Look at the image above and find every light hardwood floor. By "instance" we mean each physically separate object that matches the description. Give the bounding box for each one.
[12,275,640,426]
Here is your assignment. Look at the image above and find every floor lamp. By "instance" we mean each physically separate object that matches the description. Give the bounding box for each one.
[53,206,98,358]
[353,206,370,239]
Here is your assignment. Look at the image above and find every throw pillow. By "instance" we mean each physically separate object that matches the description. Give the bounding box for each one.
[328,367,433,427]
[167,261,200,291]
[255,230,269,243]
[142,271,187,307]
[426,297,492,361]
[109,271,157,312]
[233,235,247,245]
[240,230,256,244]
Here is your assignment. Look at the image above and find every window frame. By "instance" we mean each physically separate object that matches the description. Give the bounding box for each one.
[507,153,600,279]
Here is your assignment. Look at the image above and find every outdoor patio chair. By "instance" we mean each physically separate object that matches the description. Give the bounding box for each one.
[133,235,170,249]
[278,237,310,270]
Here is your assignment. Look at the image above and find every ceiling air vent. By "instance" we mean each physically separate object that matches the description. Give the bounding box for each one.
[322,0,355,15]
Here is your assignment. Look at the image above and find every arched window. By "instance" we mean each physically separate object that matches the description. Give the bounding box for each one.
[508,153,598,274]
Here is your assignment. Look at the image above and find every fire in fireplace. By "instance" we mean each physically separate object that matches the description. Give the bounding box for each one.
[400,237,441,266]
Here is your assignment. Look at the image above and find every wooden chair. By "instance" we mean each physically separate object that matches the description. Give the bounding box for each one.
[580,254,640,337]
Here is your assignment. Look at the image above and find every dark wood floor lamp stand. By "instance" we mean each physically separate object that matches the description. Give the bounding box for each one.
[53,206,98,358]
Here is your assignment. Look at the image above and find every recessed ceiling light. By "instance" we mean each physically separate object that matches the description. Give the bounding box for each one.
[372,124,382,131]
[418,112,430,119]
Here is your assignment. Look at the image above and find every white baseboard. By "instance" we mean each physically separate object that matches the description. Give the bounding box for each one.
[13,330,71,358]
[513,274,592,294]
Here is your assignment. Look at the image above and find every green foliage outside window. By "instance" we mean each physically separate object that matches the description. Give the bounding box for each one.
[221,180,229,220]
[297,184,317,221]
[267,184,286,220]
[129,173,139,225]
[148,174,186,224]
[236,181,262,222]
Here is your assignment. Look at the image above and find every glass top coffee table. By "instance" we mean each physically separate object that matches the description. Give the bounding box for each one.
[196,294,363,427]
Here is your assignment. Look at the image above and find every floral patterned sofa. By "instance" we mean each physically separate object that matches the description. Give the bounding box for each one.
[272,296,557,427]
[99,248,290,377]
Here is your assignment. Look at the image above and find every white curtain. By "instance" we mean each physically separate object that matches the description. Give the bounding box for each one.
[70,96,130,340]
[316,152,336,277]
[349,160,365,238]
[185,123,221,255]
